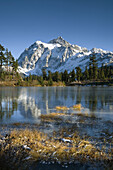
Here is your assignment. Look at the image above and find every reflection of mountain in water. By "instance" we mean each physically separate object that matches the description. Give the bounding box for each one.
[18,87,113,117]
[17,87,77,118]
[0,87,113,122]
[18,89,41,118]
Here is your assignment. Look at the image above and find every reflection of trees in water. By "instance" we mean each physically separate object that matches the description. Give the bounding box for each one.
[83,88,99,111]
[89,96,97,111]
[0,87,113,121]
[55,88,59,100]
[64,88,68,101]
[0,87,19,120]
[76,86,81,104]
[83,87,113,111]
[42,89,46,102]
[28,87,113,112]
[71,90,75,101]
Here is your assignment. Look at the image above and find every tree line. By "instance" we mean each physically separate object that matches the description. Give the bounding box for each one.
[25,53,113,85]
[24,69,76,86]
[76,53,113,81]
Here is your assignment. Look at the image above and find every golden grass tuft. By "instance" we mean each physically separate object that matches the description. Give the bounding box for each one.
[50,112,65,116]
[39,113,63,122]
[56,106,69,110]
[72,104,81,111]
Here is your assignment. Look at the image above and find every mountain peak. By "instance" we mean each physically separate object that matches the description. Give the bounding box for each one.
[49,36,71,46]
[56,36,63,40]
[18,37,113,76]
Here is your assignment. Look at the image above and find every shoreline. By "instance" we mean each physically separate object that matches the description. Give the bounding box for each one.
[0,80,113,87]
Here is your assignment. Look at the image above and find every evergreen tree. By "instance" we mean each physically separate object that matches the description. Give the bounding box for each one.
[12,59,18,72]
[48,78,53,86]
[70,69,76,82]
[0,44,5,67]
[5,49,14,72]
[89,63,93,80]
[53,71,61,82]
[63,70,69,83]
[9,51,15,67]
[48,70,52,80]
[101,64,105,80]
[5,48,10,71]
[76,67,82,81]
[0,72,5,80]
[108,66,112,79]
[0,44,5,51]
[101,69,105,80]
[89,53,98,80]
[42,69,47,80]
[28,73,32,82]
[104,65,108,78]
[110,66,113,78]
[39,77,44,86]
[84,66,89,80]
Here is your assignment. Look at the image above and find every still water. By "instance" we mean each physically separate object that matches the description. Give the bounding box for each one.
[0,86,113,124]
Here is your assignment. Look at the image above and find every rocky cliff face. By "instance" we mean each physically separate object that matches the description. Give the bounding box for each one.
[18,37,113,75]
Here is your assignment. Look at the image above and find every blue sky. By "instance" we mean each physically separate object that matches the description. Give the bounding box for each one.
[0,0,113,59]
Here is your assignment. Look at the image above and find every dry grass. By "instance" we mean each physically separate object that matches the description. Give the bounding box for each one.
[0,128,112,165]
[49,112,65,116]
[56,106,69,110]
[40,113,63,122]
[72,104,82,111]
[0,81,16,86]
[11,122,30,126]
[51,81,65,86]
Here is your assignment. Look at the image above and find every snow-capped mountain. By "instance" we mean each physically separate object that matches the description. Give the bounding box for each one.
[18,37,113,75]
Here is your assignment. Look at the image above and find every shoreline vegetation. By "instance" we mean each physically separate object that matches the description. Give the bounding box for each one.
[0,78,113,87]
[0,68,113,87]
[0,104,113,169]
[0,74,113,87]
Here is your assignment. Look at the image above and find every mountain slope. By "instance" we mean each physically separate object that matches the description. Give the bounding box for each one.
[18,37,113,75]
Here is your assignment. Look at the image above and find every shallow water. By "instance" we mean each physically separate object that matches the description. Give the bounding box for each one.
[0,86,113,124]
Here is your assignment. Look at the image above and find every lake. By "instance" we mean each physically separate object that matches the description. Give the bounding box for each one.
[0,86,113,124]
